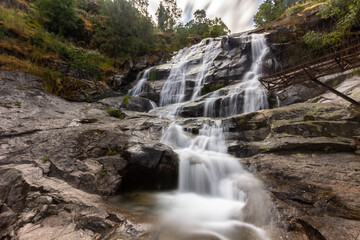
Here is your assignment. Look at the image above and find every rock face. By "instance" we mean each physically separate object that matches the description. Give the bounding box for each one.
[0,71,178,239]
[220,98,360,239]
[57,76,118,102]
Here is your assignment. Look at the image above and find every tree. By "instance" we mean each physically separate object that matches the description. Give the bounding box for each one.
[95,0,155,59]
[156,0,182,32]
[194,9,207,23]
[131,0,150,16]
[36,0,84,39]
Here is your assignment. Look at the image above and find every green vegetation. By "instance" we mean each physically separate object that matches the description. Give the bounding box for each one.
[354,68,360,75]
[254,0,300,27]
[149,71,157,81]
[106,107,125,119]
[42,156,50,161]
[122,95,130,107]
[106,149,118,155]
[201,83,224,95]
[99,171,107,176]
[302,0,360,49]
[0,0,229,95]
[37,0,84,40]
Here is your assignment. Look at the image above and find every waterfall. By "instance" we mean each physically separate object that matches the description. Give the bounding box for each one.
[191,40,222,100]
[159,39,221,107]
[128,68,152,97]
[158,121,271,240]
[204,34,269,117]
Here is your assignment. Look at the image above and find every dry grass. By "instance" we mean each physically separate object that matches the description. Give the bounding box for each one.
[0,54,43,76]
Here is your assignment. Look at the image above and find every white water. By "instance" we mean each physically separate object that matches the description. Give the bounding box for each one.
[158,121,271,240]
[151,34,273,239]
[204,34,269,117]
[191,39,222,100]
[160,39,221,107]
[128,68,152,97]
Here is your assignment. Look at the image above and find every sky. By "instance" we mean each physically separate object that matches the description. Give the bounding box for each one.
[148,0,263,33]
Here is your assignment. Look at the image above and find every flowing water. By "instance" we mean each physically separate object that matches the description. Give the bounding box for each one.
[121,34,273,239]
[160,39,222,107]
[158,121,271,240]
[154,34,272,240]
[204,34,269,117]
[128,68,152,97]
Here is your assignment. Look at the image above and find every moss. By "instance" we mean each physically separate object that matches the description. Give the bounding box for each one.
[106,107,125,119]
[324,146,332,152]
[192,126,200,134]
[149,70,157,81]
[42,156,49,162]
[106,149,117,155]
[201,83,224,95]
[292,153,308,158]
[259,146,271,152]
[99,171,107,176]
[353,68,360,75]
[329,79,340,87]
[303,115,315,121]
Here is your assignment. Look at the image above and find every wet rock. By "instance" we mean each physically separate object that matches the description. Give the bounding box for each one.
[122,96,156,112]
[122,143,178,192]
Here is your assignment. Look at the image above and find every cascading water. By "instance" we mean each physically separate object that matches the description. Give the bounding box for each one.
[191,40,222,100]
[128,68,152,97]
[204,34,269,117]
[158,121,271,240]
[159,39,222,107]
[153,33,274,240]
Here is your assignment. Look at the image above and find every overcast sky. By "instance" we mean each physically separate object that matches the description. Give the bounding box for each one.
[148,0,263,33]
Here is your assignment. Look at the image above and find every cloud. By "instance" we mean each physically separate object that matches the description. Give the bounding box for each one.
[148,0,262,33]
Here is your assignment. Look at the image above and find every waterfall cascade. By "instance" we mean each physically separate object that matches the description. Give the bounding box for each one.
[128,68,152,97]
[204,34,269,117]
[159,39,222,107]
[155,34,272,240]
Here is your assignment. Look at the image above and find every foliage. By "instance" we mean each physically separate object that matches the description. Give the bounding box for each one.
[36,0,85,39]
[156,0,182,32]
[42,156,50,161]
[122,95,130,107]
[304,0,360,48]
[106,107,125,119]
[43,68,61,93]
[95,0,155,59]
[254,0,305,27]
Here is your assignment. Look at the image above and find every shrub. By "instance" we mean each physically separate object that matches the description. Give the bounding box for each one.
[122,95,130,107]
[42,68,61,93]
[36,0,85,40]
[106,107,125,119]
